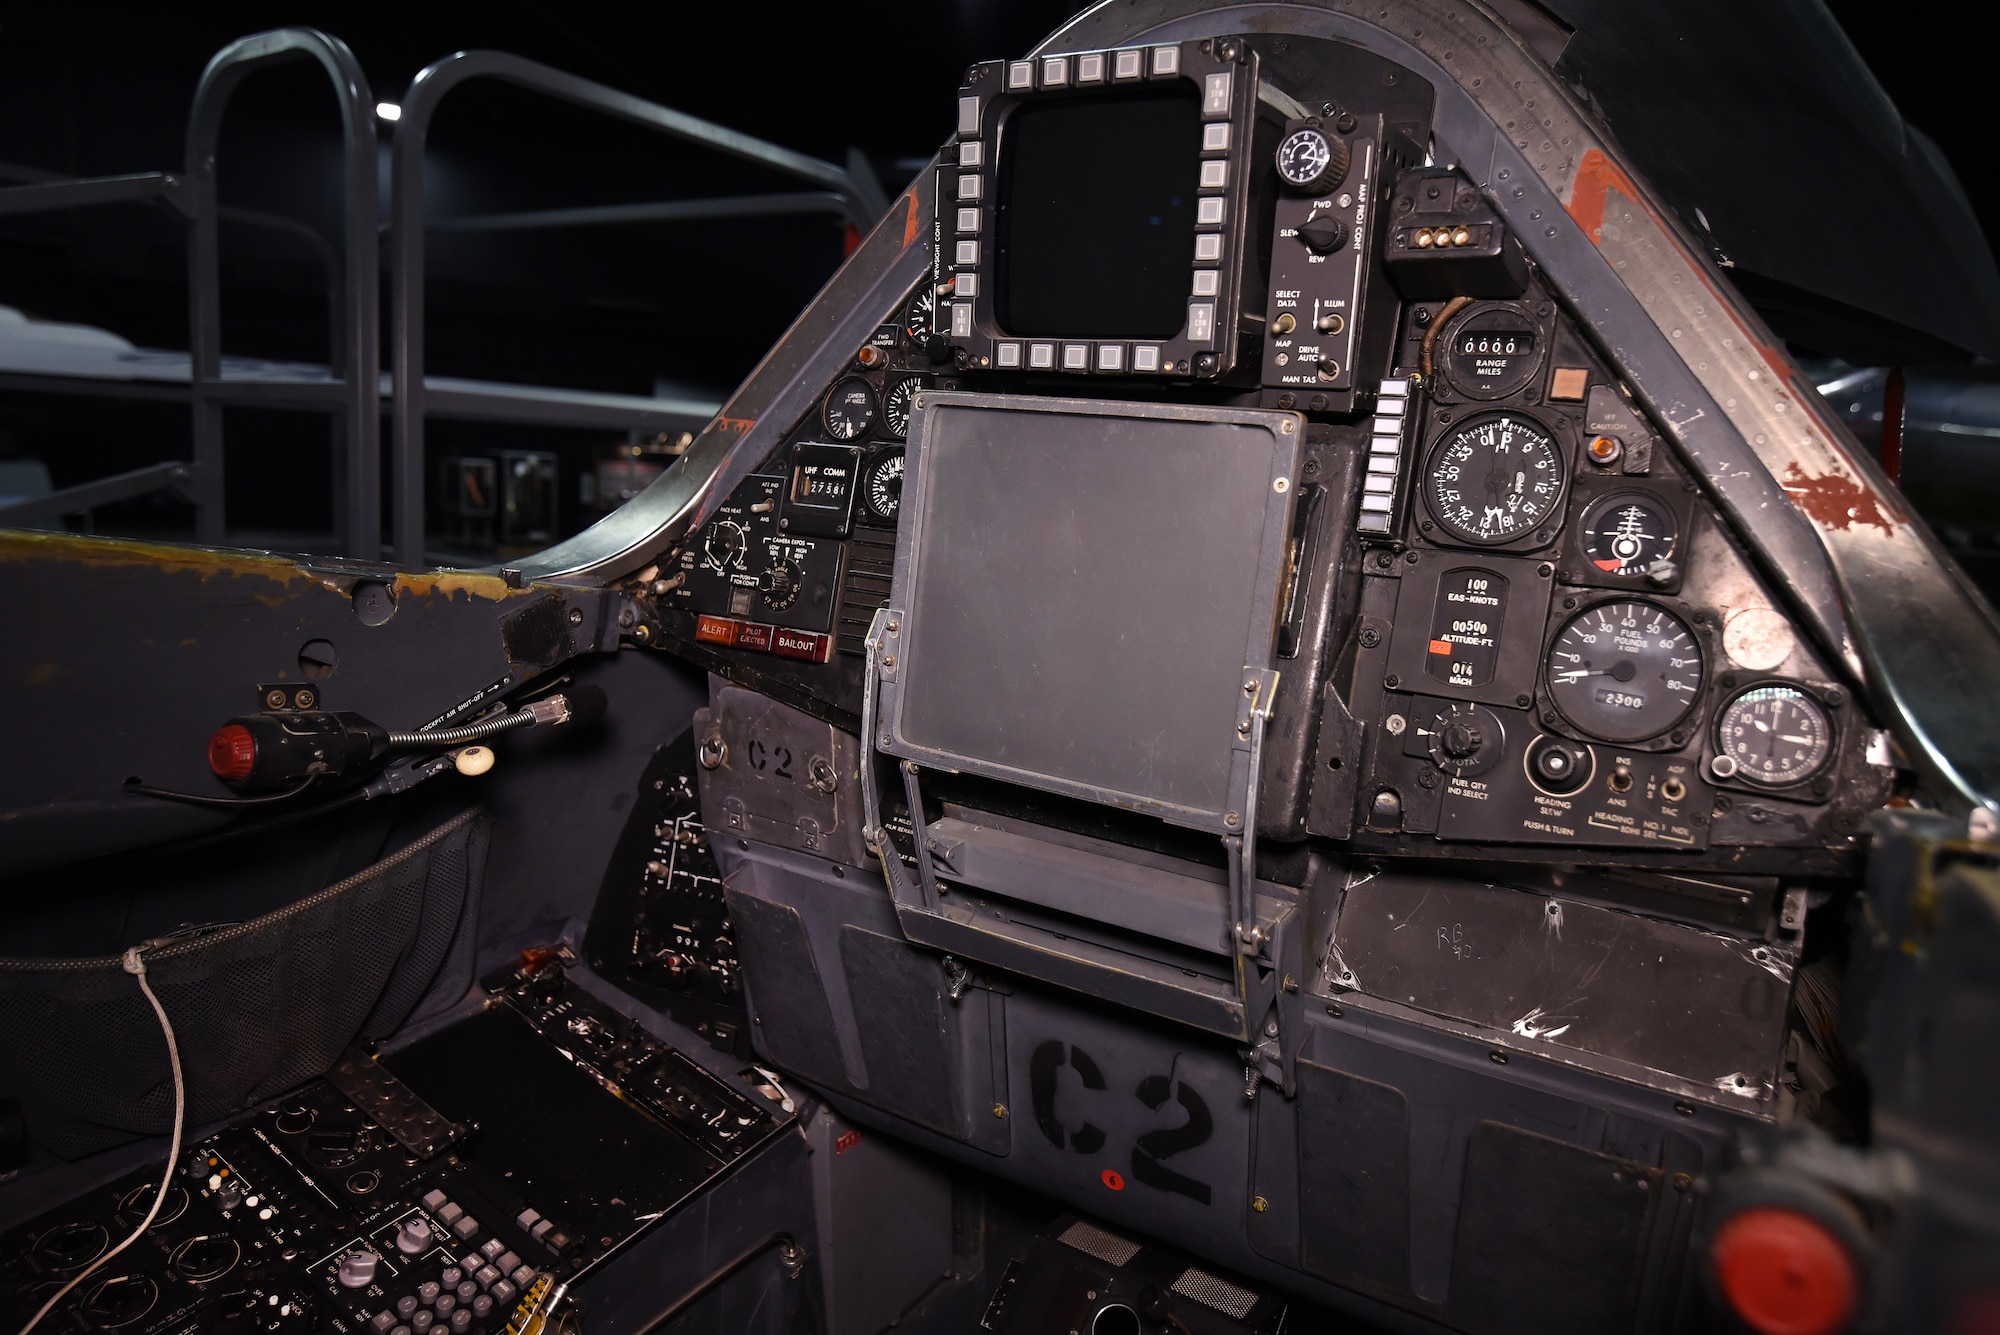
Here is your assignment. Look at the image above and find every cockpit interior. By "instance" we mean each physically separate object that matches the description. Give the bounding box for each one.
[2,3,1997,1333]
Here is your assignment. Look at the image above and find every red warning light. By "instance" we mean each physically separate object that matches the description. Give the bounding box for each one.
[1711,1207,1857,1335]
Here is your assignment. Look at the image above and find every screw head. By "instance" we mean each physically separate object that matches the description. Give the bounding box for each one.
[1384,674,1401,689]
[567,606,584,625]
[1224,811,1241,828]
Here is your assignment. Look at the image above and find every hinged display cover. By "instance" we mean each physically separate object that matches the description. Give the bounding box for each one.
[876,392,1303,832]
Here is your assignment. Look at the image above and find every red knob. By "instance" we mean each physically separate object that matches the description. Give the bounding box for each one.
[1712,1207,1858,1335]
[208,723,256,783]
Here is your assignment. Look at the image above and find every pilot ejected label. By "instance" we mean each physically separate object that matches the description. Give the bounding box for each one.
[1426,567,1508,688]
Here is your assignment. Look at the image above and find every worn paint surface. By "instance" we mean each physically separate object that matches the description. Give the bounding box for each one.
[1778,463,1901,536]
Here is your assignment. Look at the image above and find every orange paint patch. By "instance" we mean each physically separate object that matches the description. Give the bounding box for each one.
[1563,148,1645,244]
[1780,463,1901,535]
[1429,639,1454,655]
[903,190,922,248]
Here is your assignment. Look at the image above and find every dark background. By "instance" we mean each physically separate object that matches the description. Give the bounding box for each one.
[0,1,1983,548]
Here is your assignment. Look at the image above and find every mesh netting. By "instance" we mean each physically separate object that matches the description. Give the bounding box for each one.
[0,807,489,1159]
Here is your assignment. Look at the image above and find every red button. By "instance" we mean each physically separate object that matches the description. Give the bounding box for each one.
[1712,1207,1858,1335]
[737,623,774,652]
[207,723,256,782]
[694,615,739,646]
[772,629,830,662]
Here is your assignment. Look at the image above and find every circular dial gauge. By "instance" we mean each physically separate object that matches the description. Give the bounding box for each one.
[904,287,936,341]
[861,451,905,524]
[1425,413,1565,546]
[1716,685,1833,786]
[702,519,748,573]
[883,377,919,440]
[822,378,876,440]
[1546,600,1705,742]
[1580,493,1678,575]
[1276,127,1347,193]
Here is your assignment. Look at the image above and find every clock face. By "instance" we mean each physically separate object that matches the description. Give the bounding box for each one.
[1424,413,1565,546]
[1716,684,1833,786]
[1275,127,1334,188]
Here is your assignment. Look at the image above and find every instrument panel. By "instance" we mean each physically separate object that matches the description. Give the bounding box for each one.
[640,31,1890,877]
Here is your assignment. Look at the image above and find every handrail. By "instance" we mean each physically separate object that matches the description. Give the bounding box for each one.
[186,28,379,556]
[0,173,188,219]
[389,49,887,565]
[0,461,203,529]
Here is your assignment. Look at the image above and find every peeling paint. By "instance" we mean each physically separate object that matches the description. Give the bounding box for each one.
[1779,462,1902,535]
[1561,148,1644,245]
[902,189,923,248]
[391,570,520,603]
[0,531,316,587]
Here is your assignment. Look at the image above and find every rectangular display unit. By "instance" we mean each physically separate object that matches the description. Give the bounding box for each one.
[937,39,1261,381]
[876,392,1303,833]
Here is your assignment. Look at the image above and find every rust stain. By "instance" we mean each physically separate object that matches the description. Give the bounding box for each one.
[0,531,314,585]
[901,189,922,248]
[1562,148,1645,244]
[1781,463,1901,535]
[392,570,519,602]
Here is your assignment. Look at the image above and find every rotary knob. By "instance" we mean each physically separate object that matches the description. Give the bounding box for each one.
[1425,704,1504,777]
[1439,721,1482,759]
[1274,125,1350,195]
[758,560,802,611]
[396,1218,434,1255]
[336,1249,379,1289]
[1297,214,1349,255]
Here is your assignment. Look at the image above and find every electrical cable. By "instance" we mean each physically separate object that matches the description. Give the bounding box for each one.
[384,710,535,749]
[123,775,317,808]
[16,945,185,1335]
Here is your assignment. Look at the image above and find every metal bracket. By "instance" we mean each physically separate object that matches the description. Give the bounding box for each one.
[1231,667,1280,957]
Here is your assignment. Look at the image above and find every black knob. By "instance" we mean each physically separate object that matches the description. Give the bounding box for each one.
[1440,722,1482,758]
[1297,215,1349,254]
[1274,126,1350,195]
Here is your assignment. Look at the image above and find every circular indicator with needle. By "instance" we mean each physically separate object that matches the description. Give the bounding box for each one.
[1545,599,1704,742]
[822,378,876,440]
[1714,684,1832,786]
[860,450,905,524]
[1275,126,1348,194]
[1424,413,1566,546]
[904,287,936,342]
[701,519,749,574]
[1580,492,1678,576]
[882,376,920,440]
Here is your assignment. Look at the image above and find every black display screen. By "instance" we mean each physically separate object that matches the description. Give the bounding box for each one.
[995,87,1202,339]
